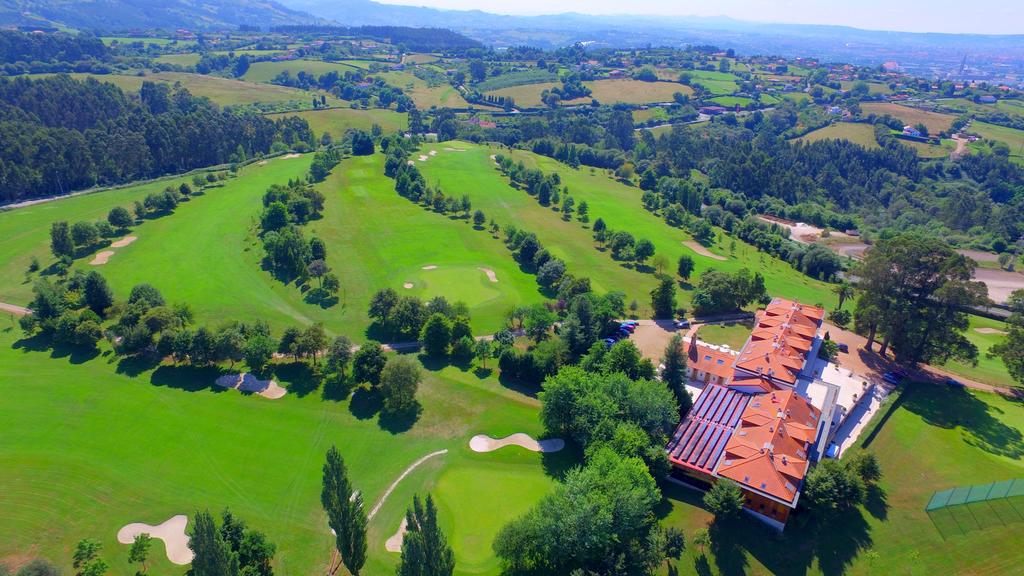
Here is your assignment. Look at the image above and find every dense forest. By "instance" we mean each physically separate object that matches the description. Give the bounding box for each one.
[0,30,111,75]
[0,74,314,203]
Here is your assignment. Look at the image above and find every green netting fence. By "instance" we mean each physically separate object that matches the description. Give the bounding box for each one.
[925,479,1024,539]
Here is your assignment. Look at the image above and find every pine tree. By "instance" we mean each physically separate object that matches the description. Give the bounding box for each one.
[322,446,367,575]
[397,495,455,576]
[188,511,237,576]
[661,333,690,416]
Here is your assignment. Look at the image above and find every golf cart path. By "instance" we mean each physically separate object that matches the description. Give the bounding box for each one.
[367,449,448,520]
[0,302,30,316]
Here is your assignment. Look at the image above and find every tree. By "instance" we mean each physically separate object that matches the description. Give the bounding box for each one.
[13,559,60,576]
[128,283,165,308]
[474,339,492,368]
[524,304,556,342]
[380,356,421,415]
[261,202,289,232]
[833,281,854,310]
[419,313,452,357]
[703,479,745,520]
[71,221,99,248]
[298,323,328,364]
[322,446,367,576]
[828,308,852,329]
[188,511,237,576]
[107,206,133,230]
[128,533,152,573]
[73,539,108,576]
[650,275,677,318]
[368,288,399,326]
[350,130,375,156]
[661,526,686,566]
[991,290,1024,386]
[854,233,987,363]
[327,335,354,376]
[50,221,74,259]
[691,528,710,556]
[472,209,486,228]
[238,530,275,576]
[83,271,114,316]
[352,341,387,385]
[397,495,455,576]
[633,239,655,265]
[244,334,275,375]
[804,458,866,512]
[661,333,690,416]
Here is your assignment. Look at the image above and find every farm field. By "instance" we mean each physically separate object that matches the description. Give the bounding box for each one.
[243,59,364,83]
[796,122,881,149]
[0,154,544,337]
[970,121,1024,161]
[840,80,893,94]
[860,102,956,134]
[413,141,838,312]
[48,72,343,107]
[402,53,439,64]
[101,36,177,46]
[570,79,691,105]
[266,107,408,137]
[897,137,954,158]
[687,70,742,95]
[376,70,469,109]
[660,384,1024,575]
[154,53,201,67]
[483,81,559,108]
[0,324,558,576]
[709,95,754,108]
[632,107,670,124]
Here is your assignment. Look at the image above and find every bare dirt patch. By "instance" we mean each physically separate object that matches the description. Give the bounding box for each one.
[89,250,115,265]
[0,302,30,316]
[975,327,1008,335]
[973,268,1024,304]
[469,433,564,453]
[385,517,408,553]
[214,373,287,399]
[632,319,683,360]
[683,241,726,261]
[117,515,193,565]
[478,267,498,283]
[110,236,138,248]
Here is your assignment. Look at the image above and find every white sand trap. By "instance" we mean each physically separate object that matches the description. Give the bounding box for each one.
[403,282,414,289]
[683,241,726,261]
[975,327,1008,335]
[418,155,429,162]
[469,433,564,453]
[110,236,137,248]
[478,267,498,283]
[443,147,465,152]
[385,517,408,553]
[117,515,193,565]
[421,265,438,270]
[281,153,301,159]
[214,373,287,399]
[406,160,415,166]
[429,150,438,156]
[90,250,115,265]
[489,154,497,160]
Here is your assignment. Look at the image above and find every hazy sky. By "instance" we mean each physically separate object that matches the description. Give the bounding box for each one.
[373,0,1022,34]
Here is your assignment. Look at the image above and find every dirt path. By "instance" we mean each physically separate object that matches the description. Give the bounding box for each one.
[0,302,30,316]
[477,267,498,282]
[822,322,1021,397]
[367,449,448,520]
[683,241,726,261]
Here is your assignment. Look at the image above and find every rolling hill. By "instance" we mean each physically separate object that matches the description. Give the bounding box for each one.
[0,0,319,30]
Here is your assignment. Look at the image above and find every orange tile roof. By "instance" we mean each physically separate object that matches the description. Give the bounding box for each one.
[715,389,821,505]
[687,337,736,381]
[732,298,823,386]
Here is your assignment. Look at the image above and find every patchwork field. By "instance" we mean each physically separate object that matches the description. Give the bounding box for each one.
[266,107,408,137]
[970,121,1024,161]
[796,122,881,149]
[0,324,558,576]
[483,81,560,108]
[687,70,742,95]
[154,53,201,67]
[660,384,1024,575]
[569,79,692,105]
[861,102,956,134]
[242,59,365,83]
[376,70,469,109]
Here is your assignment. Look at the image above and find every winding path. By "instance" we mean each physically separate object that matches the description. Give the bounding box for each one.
[367,449,448,520]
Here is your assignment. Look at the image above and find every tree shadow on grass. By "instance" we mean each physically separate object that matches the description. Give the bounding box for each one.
[113,353,161,377]
[900,383,1024,459]
[379,402,421,434]
[12,334,100,365]
[473,366,493,379]
[273,361,321,397]
[349,386,381,420]
[864,483,889,521]
[496,372,540,399]
[149,364,227,393]
[540,441,582,481]
[322,373,354,402]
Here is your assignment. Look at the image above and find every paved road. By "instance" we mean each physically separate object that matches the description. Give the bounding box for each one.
[823,321,1021,398]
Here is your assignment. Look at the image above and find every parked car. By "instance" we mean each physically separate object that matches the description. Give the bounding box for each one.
[675,319,690,329]
[604,338,617,348]
[882,371,903,385]
[620,323,636,333]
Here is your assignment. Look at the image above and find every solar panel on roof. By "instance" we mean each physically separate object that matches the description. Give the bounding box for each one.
[696,427,724,467]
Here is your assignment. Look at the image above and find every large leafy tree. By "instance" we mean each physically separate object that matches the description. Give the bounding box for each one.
[854,233,988,364]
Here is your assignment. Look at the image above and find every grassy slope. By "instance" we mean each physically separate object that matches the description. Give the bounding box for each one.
[796,123,880,149]
[944,315,1016,387]
[659,384,1024,576]
[971,121,1024,161]
[860,103,955,134]
[265,107,408,138]
[0,325,554,576]
[375,71,468,110]
[415,142,837,313]
[484,81,559,108]
[570,79,692,105]
[0,154,542,337]
[242,60,363,84]
[694,320,754,349]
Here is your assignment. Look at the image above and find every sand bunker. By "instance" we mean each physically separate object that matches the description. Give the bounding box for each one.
[429,150,438,156]
[110,236,137,248]
[90,251,115,265]
[421,265,438,270]
[406,160,415,166]
[469,433,565,453]
[117,515,193,565]
[683,241,726,261]
[281,153,301,159]
[975,327,1008,335]
[385,518,408,553]
[403,282,414,289]
[477,267,498,283]
[418,155,429,162]
[443,147,465,152]
[214,373,287,399]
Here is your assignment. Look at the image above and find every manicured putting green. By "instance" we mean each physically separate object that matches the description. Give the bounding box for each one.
[404,266,503,309]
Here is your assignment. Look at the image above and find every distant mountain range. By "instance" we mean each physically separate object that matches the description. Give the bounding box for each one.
[0,0,318,31]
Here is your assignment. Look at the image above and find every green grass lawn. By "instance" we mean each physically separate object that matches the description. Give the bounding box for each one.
[694,320,753,350]
[0,154,543,338]
[796,123,880,149]
[688,71,741,95]
[242,60,365,84]
[265,107,408,138]
[414,142,836,314]
[709,95,754,108]
[154,53,201,67]
[0,322,555,576]
[659,384,1024,575]
[971,121,1024,161]
[944,315,1016,388]
[375,71,469,110]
